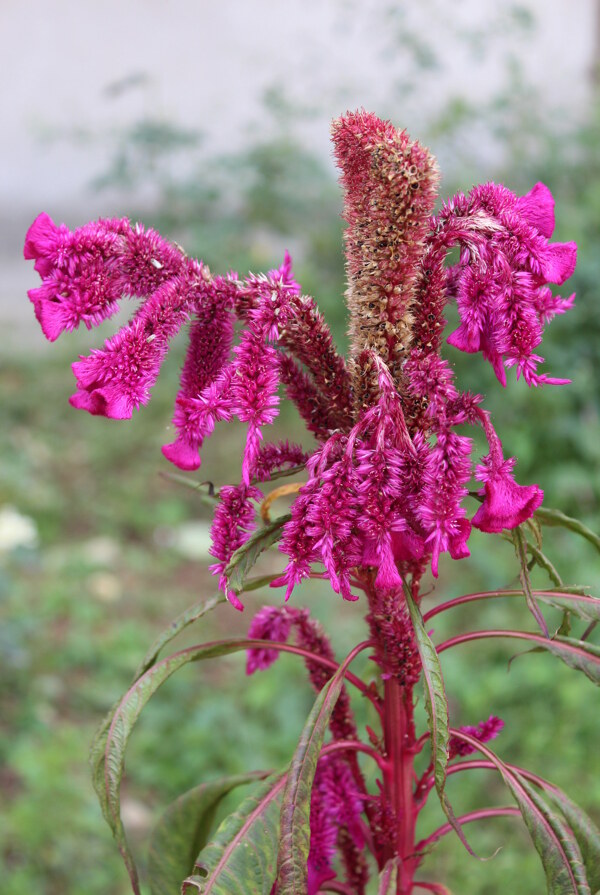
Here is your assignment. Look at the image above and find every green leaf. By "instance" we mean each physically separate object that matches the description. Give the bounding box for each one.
[534,593,600,625]
[404,586,474,857]
[183,774,286,895]
[134,593,225,680]
[378,859,400,893]
[544,636,600,684]
[94,639,278,895]
[440,630,600,686]
[545,787,600,893]
[525,516,544,550]
[132,575,278,681]
[222,515,291,597]
[453,736,590,894]
[527,542,564,589]
[510,771,590,894]
[276,644,365,893]
[90,703,120,825]
[535,507,600,555]
[148,773,264,895]
[252,464,306,485]
[159,471,220,508]
[512,527,549,636]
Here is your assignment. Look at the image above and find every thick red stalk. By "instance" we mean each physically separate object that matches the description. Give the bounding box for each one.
[382,676,419,893]
[361,571,421,892]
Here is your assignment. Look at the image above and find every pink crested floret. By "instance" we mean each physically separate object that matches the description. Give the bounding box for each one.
[472,456,543,533]
[515,182,555,239]
[161,436,203,471]
[443,181,577,387]
[24,215,127,341]
[23,212,68,276]
[472,412,543,533]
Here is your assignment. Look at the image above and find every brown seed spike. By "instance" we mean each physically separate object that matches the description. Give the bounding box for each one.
[332,110,439,411]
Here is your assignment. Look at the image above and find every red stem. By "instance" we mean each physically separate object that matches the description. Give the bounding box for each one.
[320,882,356,894]
[321,738,388,772]
[383,676,418,893]
[414,882,452,894]
[423,589,599,623]
[242,637,382,713]
[416,805,520,850]
[436,628,594,656]
[446,758,552,792]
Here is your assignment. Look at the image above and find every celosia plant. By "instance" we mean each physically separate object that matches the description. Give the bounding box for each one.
[24,111,600,894]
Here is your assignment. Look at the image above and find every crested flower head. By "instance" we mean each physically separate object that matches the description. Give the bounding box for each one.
[24,111,576,601]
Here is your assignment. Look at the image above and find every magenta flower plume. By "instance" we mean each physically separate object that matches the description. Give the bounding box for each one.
[435,181,577,387]
[449,715,505,759]
[246,605,296,674]
[252,440,309,481]
[25,214,127,341]
[162,298,235,470]
[472,410,543,533]
[71,272,207,419]
[24,214,189,343]
[332,109,439,397]
[209,483,262,610]
[24,112,584,893]
[308,758,365,894]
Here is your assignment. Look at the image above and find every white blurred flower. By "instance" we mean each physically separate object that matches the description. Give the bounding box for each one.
[0,505,39,552]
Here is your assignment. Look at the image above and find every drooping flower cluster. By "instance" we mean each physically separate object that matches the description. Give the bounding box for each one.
[24,110,576,609]
[449,715,505,759]
[247,605,366,891]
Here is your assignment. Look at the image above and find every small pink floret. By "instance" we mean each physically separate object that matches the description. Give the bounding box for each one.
[161,439,202,471]
[472,473,543,533]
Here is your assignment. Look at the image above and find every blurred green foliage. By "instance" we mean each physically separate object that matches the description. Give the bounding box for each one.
[2,8,599,892]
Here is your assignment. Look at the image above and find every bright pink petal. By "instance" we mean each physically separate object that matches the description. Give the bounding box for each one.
[515,182,555,238]
[472,473,543,533]
[540,241,577,285]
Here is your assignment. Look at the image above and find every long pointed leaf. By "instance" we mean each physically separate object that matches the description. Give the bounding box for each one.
[148,773,264,895]
[378,859,399,894]
[183,774,286,895]
[93,637,351,894]
[512,772,590,895]
[134,574,279,680]
[451,734,590,895]
[513,527,549,635]
[134,593,225,680]
[159,471,220,507]
[424,590,598,624]
[276,641,370,894]
[544,788,600,893]
[535,507,600,555]
[97,640,286,894]
[534,594,600,625]
[222,515,291,597]
[438,630,600,685]
[527,542,564,589]
[404,587,474,856]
